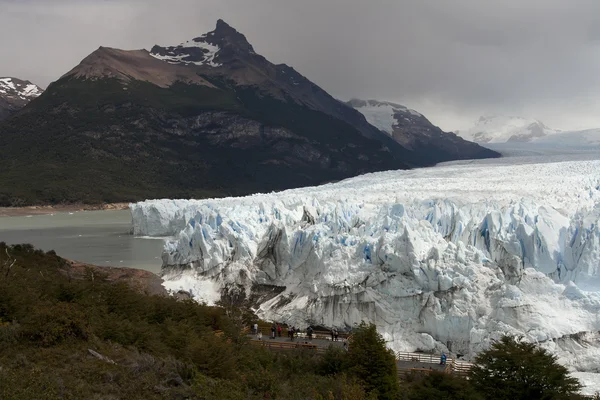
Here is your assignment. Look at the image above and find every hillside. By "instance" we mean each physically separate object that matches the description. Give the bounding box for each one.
[0,20,497,206]
[0,77,43,120]
[348,99,498,162]
[0,21,415,206]
[0,243,383,399]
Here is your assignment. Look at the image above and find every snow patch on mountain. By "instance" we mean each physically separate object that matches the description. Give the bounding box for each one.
[131,155,600,368]
[350,99,422,135]
[150,35,222,67]
[459,115,558,143]
[0,77,42,100]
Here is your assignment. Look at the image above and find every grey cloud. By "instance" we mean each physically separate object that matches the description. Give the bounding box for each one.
[1,0,599,131]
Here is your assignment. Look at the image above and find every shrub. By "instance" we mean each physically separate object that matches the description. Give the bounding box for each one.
[346,323,400,400]
[469,336,582,400]
[404,371,482,400]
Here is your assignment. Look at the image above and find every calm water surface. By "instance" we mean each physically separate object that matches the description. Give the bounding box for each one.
[0,210,164,273]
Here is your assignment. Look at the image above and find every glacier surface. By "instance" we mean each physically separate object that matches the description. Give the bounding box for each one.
[131,155,600,370]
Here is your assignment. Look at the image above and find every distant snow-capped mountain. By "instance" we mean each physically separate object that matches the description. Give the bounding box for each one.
[348,99,498,162]
[534,128,600,147]
[346,99,423,135]
[458,115,557,143]
[0,77,43,120]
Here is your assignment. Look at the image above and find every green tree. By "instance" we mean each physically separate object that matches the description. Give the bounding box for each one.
[319,345,348,376]
[469,336,582,400]
[346,322,400,400]
[404,371,483,400]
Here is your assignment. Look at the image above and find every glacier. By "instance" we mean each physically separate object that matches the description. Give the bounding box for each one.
[130,154,600,371]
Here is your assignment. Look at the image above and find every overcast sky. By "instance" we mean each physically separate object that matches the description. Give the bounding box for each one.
[2,0,600,131]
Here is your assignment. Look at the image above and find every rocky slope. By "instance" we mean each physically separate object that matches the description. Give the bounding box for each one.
[0,77,43,120]
[458,115,558,143]
[349,99,498,162]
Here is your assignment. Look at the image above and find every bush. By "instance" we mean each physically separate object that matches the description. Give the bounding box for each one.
[469,336,582,400]
[21,302,89,346]
[404,371,482,400]
[0,321,21,347]
[319,345,348,376]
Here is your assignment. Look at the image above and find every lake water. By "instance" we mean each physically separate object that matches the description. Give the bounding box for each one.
[0,209,164,273]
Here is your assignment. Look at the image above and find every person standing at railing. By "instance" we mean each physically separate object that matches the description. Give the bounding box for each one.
[307,326,313,341]
[271,325,276,339]
[252,323,258,335]
[440,353,447,365]
[277,323,282,337]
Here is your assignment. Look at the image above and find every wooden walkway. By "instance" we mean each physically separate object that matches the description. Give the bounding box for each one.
[248,328,473,378]
[395,351,472,378]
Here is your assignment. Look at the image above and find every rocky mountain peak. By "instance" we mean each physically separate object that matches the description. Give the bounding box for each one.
[458,115,558,143]
[0,77,42,100]
[0,77,43,120]
[61,47,212,88]
[150,20,255,68]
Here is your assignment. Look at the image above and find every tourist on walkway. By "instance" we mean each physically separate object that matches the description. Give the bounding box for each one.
[307,326,313,341]
[252,323,258,335]
[440,353,447,365]
[257,331,262,340]
[277,323,282,337]
[330,329,334,341]
[290,327,295,341]
[333,329,339,342]
[271,325,276,339]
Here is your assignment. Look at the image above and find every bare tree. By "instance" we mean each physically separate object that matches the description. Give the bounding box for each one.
[1,247,16,279]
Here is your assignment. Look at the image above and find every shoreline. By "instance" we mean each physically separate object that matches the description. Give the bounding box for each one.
[0,202,130,217]
[64,258,167,297]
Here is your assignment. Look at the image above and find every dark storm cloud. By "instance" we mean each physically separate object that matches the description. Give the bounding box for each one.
[1,0,599,130]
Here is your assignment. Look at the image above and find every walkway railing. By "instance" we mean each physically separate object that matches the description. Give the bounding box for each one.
[396,351,473,377]
[249,339,326,353]
[251,326,349,341]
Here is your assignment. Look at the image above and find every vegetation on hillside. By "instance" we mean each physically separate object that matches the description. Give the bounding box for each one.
[0,75,406,207]
[0,243,588,399]
[0,243,389,399]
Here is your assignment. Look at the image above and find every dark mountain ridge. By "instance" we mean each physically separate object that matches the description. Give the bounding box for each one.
[0,20,498,206]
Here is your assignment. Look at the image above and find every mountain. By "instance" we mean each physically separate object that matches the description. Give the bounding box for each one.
[348,99,498,161]
[0,77,43,120]
[131,155,600,368]
[148,20,399,146]
[458,115,557,143]
[534,128,600,147]
[0,20,497,206]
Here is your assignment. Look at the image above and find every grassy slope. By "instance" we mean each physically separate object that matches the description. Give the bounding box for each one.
[0,77,406,206]
[1,245,566,400]
[0,243,369,399]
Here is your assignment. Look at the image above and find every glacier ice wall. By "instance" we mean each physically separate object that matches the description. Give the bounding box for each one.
[131,158,600,364]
